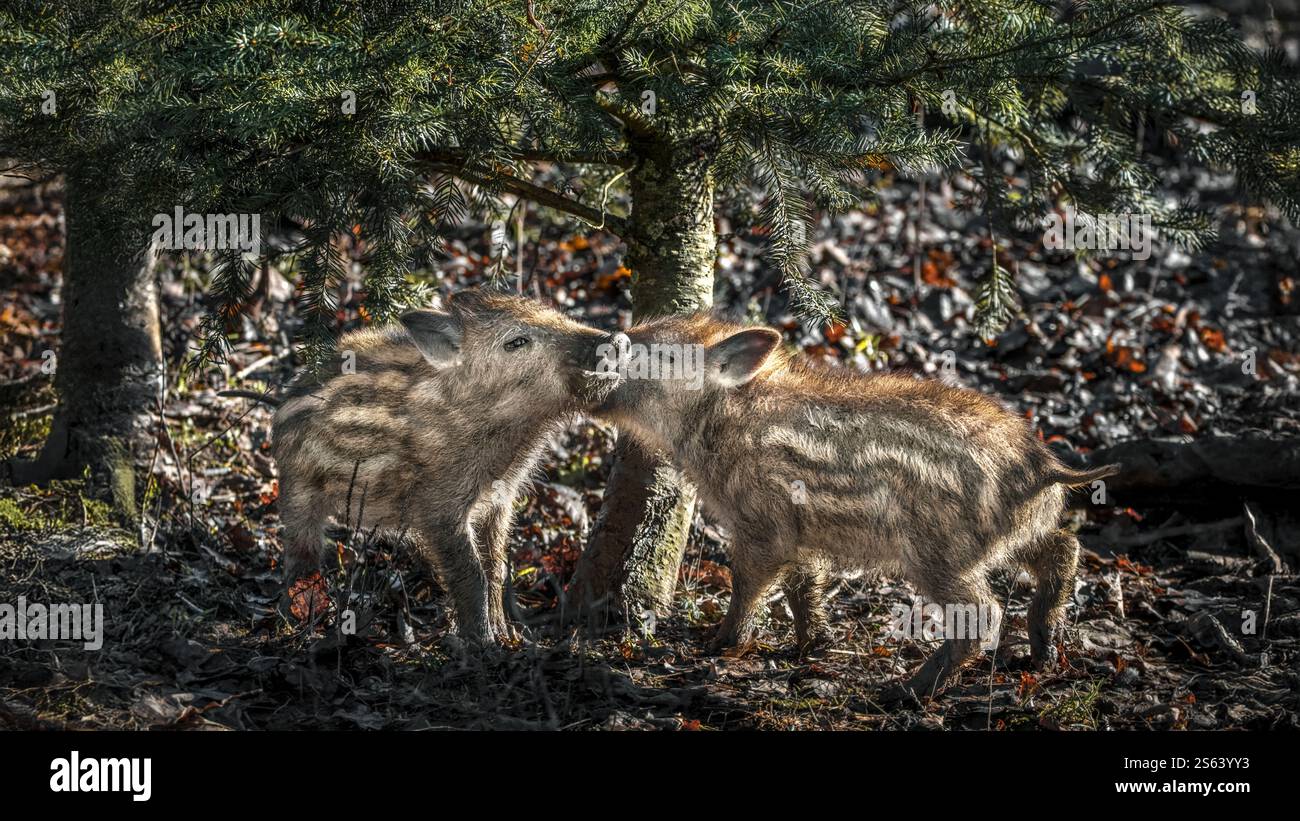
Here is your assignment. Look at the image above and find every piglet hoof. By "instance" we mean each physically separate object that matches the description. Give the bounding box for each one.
[706,624,748,656]
[442,632,503,669]
[1030,642,1061,672]
[900,662,952,702]
[441,637,483,674]
[796,628,835,658]
[877,679,927,710]
[1029,625,1062,671]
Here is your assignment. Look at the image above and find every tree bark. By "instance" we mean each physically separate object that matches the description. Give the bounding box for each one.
[569,137,716,621]
[4,172,162,521]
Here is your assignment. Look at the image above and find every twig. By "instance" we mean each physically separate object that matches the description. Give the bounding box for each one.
[5,403,56,419]
[515,204,526,294]
[141,385,166,552]
[1262,575,1274,644]
[234,354,277,381]
[1243,502,1287,575]
[987,576,1014,731]
[525,0,548,35]
[423,161,628,236]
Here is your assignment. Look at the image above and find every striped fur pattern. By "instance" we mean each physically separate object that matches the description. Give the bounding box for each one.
[271,289,613,645]
[595,314,1118,695]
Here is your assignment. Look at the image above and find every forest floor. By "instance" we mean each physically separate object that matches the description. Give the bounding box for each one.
[1,161,1298,730]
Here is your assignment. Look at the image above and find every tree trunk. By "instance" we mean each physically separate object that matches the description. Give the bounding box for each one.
[569,138,715,622]
[5,172,162,521]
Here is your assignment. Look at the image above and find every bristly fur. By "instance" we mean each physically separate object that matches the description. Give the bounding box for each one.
[271,289,612,645]
[596,312,1119,695]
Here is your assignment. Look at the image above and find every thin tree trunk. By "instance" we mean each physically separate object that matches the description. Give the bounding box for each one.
[569,138,715,621]
[5,172,162,521]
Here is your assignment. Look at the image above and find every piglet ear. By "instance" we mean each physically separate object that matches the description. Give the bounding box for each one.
[401,310,462,367]
[707,328,781,387]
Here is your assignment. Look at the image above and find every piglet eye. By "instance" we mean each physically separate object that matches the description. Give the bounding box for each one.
[505,336,530,351]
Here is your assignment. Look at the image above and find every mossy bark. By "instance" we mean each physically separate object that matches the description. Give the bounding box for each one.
[569,137,715,620]
[4,172,162,522]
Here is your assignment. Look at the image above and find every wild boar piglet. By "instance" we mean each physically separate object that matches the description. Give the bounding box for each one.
[594,315,1117,695]
[271,290,614,645]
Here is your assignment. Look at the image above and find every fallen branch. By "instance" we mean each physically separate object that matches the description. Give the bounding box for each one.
[1087,433,1300,496]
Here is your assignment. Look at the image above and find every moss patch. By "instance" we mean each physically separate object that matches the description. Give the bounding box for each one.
[0,482,117,532]
[0,411,52,462]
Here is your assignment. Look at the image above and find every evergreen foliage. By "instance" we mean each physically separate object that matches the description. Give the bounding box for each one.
[3,0,1297,359]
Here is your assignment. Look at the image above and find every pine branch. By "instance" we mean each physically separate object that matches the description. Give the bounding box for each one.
[602,0,649,54]
[929,1,1170,73]
[415,147,633,168]
[593,90,664,141]
[974,257,1020,342]
[420,160,628,236]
